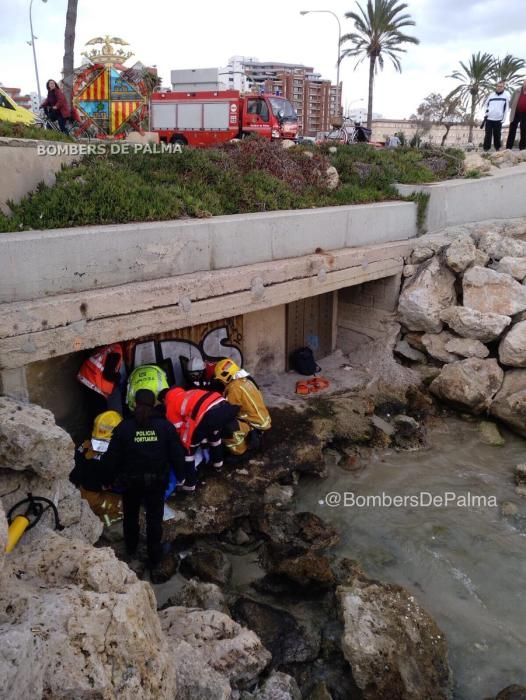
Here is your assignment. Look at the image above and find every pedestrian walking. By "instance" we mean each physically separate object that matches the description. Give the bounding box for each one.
[482,81,508,151]
[506,80,526,150]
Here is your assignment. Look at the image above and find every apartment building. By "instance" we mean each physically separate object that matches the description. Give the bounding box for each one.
[1,86,33,111]
[220,57,342,136]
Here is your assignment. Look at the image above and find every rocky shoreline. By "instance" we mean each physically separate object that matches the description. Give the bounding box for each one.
[2,218,526,699]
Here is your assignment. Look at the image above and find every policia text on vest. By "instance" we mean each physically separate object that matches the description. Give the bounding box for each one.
[134,430,159,443]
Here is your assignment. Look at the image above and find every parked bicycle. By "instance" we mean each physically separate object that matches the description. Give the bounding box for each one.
[35,108,95,141]
[324,116,372,145]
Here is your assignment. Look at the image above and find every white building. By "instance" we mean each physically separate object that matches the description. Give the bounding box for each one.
[218,56,256,92]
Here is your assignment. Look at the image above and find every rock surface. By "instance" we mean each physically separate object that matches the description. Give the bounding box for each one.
[499,321,526,367]
[0,532,177,699]
[445,235,476,273]
[444,337,489,359]
[338,577,451,700]
[490,370,526,437]
[477,231,526,260]
[421,331,460,363]
[463,266,526,316]
[395,339,427,362]
[440,306,511,342]
[479,421,505,446]
[0,395,74,479]
[168,578,230,614]
[430,358,503,413]
[160,606,271,687]
[247,671,302,700]
[180,545,233,586]
[233,597,320,666]
[496,256,526,281]
[398,257,456,332]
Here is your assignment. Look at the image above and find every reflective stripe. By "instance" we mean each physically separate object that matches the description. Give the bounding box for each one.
[209,439,221,447]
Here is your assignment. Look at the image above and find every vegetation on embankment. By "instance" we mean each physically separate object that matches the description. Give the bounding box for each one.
[0,120,73,142]
[0,137,463,232]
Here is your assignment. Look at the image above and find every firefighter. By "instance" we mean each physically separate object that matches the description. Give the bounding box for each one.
[69,410,124,526]
[77,343,125,414]
[164,386,239,491]
[105,389,186,570]
[214,358,271,456]
[126,364,169,411]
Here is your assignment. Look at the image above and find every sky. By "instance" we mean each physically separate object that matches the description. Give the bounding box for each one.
[0,0,524,119]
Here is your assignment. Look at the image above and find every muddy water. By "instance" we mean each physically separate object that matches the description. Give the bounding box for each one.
[297,417,526,700]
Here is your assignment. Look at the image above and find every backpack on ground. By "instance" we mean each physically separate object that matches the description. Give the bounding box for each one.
[289,347,321,376]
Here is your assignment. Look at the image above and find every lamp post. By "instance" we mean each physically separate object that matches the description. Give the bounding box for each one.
[28,0,47,105]
[300,9,342,114]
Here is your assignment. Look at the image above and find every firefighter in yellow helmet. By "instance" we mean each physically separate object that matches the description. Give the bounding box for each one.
[70,411,124,526]
[126,364,169,411]
[214,358,271,456]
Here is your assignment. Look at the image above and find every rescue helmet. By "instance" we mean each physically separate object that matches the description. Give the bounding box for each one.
[91,410,122,452]
[214,358,241,385]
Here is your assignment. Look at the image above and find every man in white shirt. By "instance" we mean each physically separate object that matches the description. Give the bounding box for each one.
[482,81,508,151]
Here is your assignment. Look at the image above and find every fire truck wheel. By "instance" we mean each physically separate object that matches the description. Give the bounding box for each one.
[170,135,187,147]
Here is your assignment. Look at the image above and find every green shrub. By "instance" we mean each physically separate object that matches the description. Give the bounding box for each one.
[0,120,72,142]
[0,137,463,232]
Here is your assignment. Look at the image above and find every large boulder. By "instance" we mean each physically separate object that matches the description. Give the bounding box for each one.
[170,640,230,700]
[445,236,476,273]
[495,257,526,281]
[477,231,526,260]
[398,257,456,333]
[430,358,503,414]
[463,266,526,316]
[337,578,451,700]
[0,533,177,699]
[421,331,460,363]
[444,337,489,359]
[249,671,302,700]
[0,396,74,480]
[232,597,320,666]
[167,578,229,614]
[160,606,271,688]
[499,321,526,367]
[440,306,511,342]
[490,370,526,437]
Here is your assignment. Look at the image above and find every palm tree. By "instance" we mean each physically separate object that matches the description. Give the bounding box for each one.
[491,54,526,90]
[447,52,495,144]
[62,0,79,106]
[340,0,419,130]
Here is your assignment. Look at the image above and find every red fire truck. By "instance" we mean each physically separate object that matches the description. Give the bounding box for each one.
[149,90,298,147]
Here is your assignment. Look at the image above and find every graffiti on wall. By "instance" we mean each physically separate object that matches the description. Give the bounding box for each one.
[129,320,243,386]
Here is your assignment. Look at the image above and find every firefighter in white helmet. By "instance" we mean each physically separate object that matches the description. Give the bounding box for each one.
[214,358,271,456]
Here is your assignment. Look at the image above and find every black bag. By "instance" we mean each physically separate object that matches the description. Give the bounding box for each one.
[289,347,321,376]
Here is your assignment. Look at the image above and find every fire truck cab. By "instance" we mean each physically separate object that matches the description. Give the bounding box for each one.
[150,90,298,147]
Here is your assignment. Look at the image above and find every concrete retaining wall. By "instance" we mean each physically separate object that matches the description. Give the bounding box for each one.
[397,163,526,233]
[0,137,77,215]
[0,201,417,304]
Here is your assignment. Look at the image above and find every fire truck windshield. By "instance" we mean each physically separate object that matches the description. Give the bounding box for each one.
[268,98,297,121]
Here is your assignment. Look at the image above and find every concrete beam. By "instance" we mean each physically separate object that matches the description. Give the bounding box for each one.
[0,241,411,339]
[0,256,404,369]
[0,202,417,303]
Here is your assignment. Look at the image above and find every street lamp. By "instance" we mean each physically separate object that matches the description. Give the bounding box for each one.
[28,0,47,105]
[300,9,342,114]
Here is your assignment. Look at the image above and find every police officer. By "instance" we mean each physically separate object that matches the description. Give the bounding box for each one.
[105,388,185,571]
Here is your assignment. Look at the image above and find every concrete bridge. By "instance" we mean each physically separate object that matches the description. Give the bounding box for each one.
[1,140,526,428]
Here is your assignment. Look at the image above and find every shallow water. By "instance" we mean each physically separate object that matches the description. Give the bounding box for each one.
[296,416,526,700]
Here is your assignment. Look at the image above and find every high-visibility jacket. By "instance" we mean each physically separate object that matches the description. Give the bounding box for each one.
[77,344,123,398]
[165,388,225,449]
[224,377,271,431]
[126,365,169,410]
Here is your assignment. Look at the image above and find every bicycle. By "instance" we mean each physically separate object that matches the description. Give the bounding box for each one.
[35,108,94,142]
[325,116,372,145]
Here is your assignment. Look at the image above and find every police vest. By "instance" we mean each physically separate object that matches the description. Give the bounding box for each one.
[126,365,169,409]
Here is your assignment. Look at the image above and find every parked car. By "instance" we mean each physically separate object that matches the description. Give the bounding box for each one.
[0,87,35,125]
